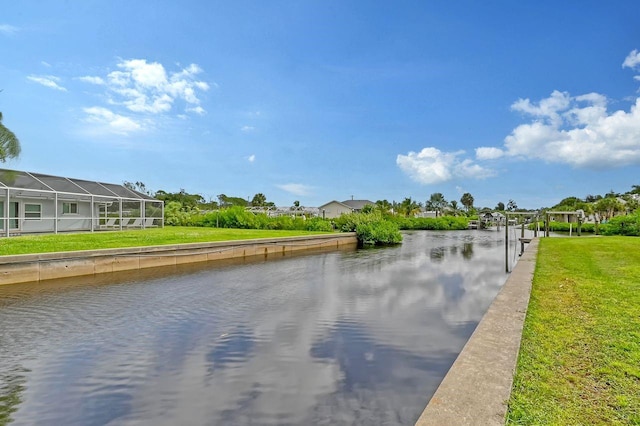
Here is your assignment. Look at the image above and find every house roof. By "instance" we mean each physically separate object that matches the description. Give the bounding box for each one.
[318,199,375,211]
[340,199,374,210]
[0,168,157,201]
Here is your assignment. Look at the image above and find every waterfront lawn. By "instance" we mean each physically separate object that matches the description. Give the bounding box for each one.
[0,227,332,256]
[506,237,640,425]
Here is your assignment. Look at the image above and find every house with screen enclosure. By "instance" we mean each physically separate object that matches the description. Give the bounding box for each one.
[0,169,164,237]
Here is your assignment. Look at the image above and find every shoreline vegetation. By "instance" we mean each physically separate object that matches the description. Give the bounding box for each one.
[507,237,640,424]
[171,205,469,246]
[530,211,640,236]
[0,213,472,256]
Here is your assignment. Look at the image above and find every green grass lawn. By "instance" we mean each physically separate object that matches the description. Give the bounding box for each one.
[506,237,640,425]
[0,227,333,256]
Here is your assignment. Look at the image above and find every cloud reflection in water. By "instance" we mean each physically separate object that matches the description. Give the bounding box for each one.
[0,230,516,425]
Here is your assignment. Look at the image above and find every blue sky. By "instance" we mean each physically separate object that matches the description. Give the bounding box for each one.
[2,1,640,209]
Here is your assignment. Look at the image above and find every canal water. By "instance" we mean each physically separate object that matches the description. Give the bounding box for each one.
[0,230,515,425]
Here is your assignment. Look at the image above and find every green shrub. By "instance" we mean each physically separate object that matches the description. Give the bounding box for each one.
[529,221,599,234]
[176,207,336,233]
[356,220,402,245]
[164,201,194,226]
[334,212,402,245]
[602,213,640,236]
[167,206,395,242]
[304,217,334,232]
[391,215,468,230]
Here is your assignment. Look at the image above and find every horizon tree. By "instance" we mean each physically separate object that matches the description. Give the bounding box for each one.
[155,189,204,209]
[123,181,151,195]
[250,193,267,207]
[495,201,505,211]
[0,112,21,162]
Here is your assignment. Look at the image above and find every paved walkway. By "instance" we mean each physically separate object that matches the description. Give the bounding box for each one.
[415,238,539,426]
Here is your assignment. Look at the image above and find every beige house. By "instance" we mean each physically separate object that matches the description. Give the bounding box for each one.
[318,199,374,219]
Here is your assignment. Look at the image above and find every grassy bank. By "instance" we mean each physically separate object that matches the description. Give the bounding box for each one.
[507,237,640,424]
[0,227,332,256]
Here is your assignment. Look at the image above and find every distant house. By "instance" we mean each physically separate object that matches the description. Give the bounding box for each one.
[548,209,585,224]
[318,199,375,219]
[481,212,505,224]
[415,209,437,218]
[0,168,164,237]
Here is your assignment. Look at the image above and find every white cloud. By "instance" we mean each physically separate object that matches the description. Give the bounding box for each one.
[78,76,105,85]
[475,147,504,160]
[83,106,143,136]
[27,75,67,91]
[623,49,640,70]
[498,88,640,168]
[397,147,494,185]
[241,125,255,132]
[277,183,313,196]
[41,61,51,68]
[511,90,571,127]
[0,24,18,35]
[80,58,210,115]
[248,154,256,163]
[186,106,206,115]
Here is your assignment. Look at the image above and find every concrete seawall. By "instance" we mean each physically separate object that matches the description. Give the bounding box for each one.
[0,233,358,286]
[416,238,538,425]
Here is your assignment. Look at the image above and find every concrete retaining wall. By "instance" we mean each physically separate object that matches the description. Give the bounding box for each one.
[0,233,358,286]
[415,238,538,426]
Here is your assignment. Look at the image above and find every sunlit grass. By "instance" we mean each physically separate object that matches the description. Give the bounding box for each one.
[0,227,332,256]
[506,237,640,425]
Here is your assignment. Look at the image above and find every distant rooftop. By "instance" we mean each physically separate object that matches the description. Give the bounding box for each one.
[340,199,374,210]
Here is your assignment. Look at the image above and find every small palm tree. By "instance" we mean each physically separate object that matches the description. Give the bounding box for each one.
[0,112,21,162]
[399,197,421,217]
[449,200,462,216]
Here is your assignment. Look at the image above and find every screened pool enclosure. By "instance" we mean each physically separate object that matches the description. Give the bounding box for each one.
[0,169,164,237]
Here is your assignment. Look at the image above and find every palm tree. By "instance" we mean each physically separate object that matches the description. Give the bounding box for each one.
[460,192,474,212]
[0,112,21,162]
[375,199,392,215]
[398,197,421,217]
[449,200,463,216]
[595,197,624,221]
[426,193,447,217]
[251,193,267,207]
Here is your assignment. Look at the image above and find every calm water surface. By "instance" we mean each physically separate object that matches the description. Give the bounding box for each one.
[0,230,520,425]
